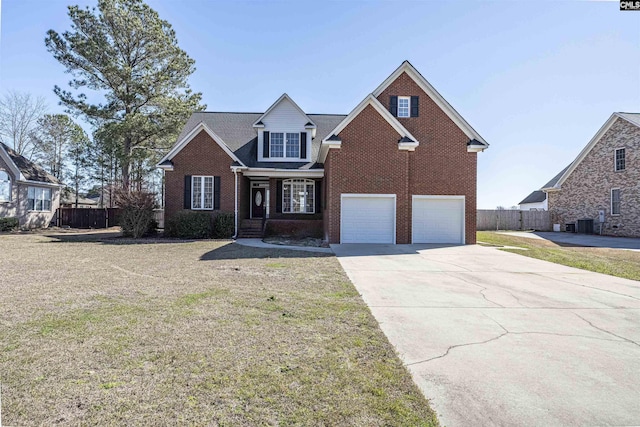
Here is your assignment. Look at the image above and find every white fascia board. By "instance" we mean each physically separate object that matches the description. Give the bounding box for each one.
[242,168,324,178]
[554,113,621,188]
[319,94,419,163]
[18,179,63,188]
[373,60,488,148]
[156,122,246,168]
[252,93,316,128]
[0,144,25,181]
[158,164,174,171]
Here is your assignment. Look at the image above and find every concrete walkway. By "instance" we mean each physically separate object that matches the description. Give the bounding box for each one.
[332,243,640,426]
[235,238,333,254]
[498,231,640,251]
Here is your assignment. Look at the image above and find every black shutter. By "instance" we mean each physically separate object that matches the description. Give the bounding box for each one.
[263,131,270,158]
[214,176,221,210]
[390,96,398,117]
[183,175,192,209]
[315,180,322,213]
[411,96,419,117]
[300,132,307,159]
[276,179,283,213]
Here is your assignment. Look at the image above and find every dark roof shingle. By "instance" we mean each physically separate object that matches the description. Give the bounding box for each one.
[0,142,60,184]
[173,112,346,169]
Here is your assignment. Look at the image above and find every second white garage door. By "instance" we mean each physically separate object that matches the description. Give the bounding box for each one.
[341,194,395,243]
[412,196,465,244]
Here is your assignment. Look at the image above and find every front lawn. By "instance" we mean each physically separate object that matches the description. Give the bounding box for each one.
[477,231,640,281]
[0,232,437,426]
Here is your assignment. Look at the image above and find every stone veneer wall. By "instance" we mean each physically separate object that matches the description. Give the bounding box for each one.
[548,118,640,237]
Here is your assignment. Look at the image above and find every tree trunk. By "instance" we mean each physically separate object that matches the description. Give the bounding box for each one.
[122,136,131,190]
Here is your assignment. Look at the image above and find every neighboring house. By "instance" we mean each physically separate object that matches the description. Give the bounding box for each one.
[518,165,571,210]
[60,194,99,209]
[544,112,640,237]
[0,142,62,228]
[158,61,489,244]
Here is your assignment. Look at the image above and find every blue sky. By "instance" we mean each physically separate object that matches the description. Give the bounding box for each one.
[1,0,639,208]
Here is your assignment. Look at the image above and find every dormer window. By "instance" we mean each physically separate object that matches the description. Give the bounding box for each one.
[263,131,307,160]
[397,96,410,118]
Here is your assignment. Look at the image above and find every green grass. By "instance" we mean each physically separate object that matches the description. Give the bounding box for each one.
[0,232,438,426]
[478,231,640,281]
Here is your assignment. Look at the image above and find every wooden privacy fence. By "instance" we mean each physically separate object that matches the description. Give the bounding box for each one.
[477,210,552,231]
[57,208,121,229]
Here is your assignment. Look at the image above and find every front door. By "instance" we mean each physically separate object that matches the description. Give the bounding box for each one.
[252,187,265,218]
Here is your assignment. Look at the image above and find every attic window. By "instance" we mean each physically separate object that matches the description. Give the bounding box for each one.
[397,97,410,118]
[615,148,625,171]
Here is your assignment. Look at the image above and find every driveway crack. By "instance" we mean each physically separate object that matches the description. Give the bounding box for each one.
[447,273,505,307]
[574,313,640,348]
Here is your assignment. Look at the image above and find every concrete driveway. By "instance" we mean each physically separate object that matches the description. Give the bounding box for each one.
[498,231,640,251]
[332,244,640,426]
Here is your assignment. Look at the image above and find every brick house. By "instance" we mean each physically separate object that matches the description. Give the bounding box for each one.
[158,61,489,244]
[0,142,62,228]
[544,113,640,237]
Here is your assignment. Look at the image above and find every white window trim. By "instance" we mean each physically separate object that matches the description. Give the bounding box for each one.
[269,132,302,160]
[611,188,621,216]
[0,170,11,203]
[614,147,626,172]
[397,96,411,118]
[27,186,52,212]
[282,178,315,214]
[191,175,215,210]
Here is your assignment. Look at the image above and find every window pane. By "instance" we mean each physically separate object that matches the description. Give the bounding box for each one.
[192,177,202,209]
[306,183,314,212]
[612,189,621,214]
[204,177,213,209]
[283,183,291,212]
[0,172,10,201]
[398,97,410,117]
[28,187,35,199]
[616,149,625,171]
[286,133,300,158]
[271,133,284,157]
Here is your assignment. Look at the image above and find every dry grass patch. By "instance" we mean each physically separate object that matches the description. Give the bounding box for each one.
[0,232,437,426]
[478,231,640,281]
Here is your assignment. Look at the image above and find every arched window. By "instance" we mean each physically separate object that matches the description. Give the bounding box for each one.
[282,179,315,214]
[0,170,11,202]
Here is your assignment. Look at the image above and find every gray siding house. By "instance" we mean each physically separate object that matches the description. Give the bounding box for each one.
[544,113,640,237]
[0,142,62,228]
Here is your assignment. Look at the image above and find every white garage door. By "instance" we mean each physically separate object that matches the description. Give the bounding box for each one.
[341,195,395,243]
[412,196,465,244]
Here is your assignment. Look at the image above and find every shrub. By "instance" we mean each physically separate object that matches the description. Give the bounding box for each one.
[165,211,213,239]
[213,212,234,239]
[115,189,156,238]
[0,217,19,232]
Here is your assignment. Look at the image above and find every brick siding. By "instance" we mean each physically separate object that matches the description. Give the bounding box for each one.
[548,118,640,237]
[324,71,478,244]
[165,130,238,222]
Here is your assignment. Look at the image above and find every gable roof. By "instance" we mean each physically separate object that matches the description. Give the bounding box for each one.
[373,60,488,148]
[319,94,419,162]
[519,190,546,205]
[252,94,316,128]
[0,142,61,185]
[545,113,639,190]
[158,112,346,170]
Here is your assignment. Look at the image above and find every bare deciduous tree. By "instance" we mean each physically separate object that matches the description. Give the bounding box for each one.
[0,91,47,159]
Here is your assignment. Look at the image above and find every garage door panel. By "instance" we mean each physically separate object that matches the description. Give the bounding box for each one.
[341,196,395,244]
[412,197,464,244]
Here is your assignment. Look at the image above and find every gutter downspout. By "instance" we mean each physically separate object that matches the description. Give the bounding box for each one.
[233,168,238,239]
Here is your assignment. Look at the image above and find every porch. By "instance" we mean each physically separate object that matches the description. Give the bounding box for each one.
[236,176,323,239]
